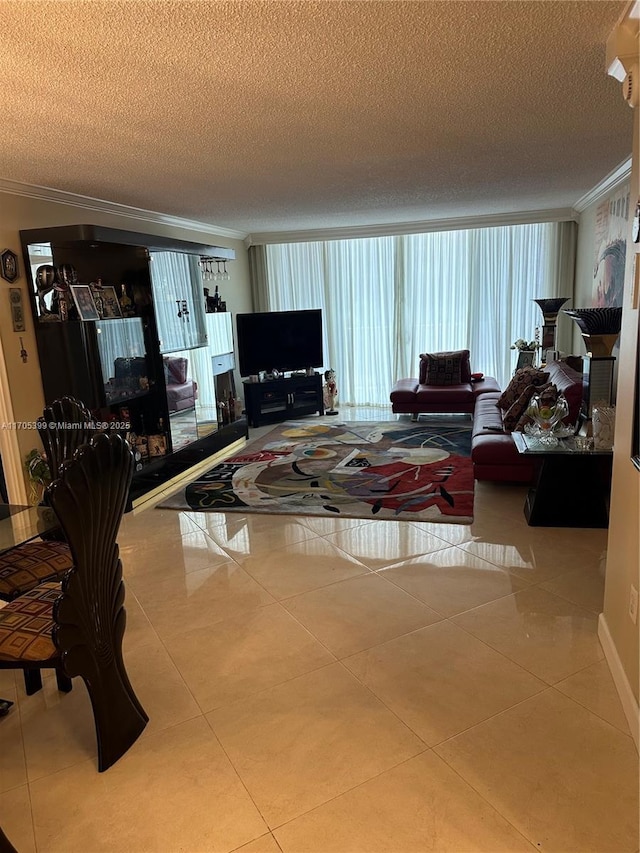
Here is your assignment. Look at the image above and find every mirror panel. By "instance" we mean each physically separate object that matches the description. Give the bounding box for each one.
[149,251,207,353]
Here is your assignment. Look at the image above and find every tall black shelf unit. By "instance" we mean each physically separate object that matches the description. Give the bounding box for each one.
[20,224,246,506]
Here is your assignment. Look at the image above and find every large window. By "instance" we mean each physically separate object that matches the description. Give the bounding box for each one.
[262,222,575,405]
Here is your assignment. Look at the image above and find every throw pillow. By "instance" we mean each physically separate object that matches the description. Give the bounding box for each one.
[419,349,471,384]
[502,384,538,432]
[422,352,463,386]
[497,366,549,411]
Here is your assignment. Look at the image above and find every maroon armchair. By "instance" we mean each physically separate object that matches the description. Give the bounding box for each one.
[164,356,197,413]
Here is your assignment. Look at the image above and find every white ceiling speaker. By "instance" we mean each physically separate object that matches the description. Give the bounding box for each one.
[622,69,638,107]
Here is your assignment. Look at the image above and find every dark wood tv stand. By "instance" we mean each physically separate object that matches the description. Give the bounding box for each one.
[243,374,324,427]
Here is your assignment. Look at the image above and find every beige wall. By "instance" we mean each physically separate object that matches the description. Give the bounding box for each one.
[575,138,639,706]
[602,108,640,707]
[0,191,251,502]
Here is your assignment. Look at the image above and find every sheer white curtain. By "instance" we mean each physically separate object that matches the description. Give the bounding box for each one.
[149,252,207,353]
[95,318,145,382]
[264,221,576,405]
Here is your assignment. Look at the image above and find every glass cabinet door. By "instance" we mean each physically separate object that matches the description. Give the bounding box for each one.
[164,313,241,449]
[95,317,150,406]
[148,251,207,354]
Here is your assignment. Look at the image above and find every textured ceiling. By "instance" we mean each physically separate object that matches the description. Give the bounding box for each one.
[0,1,633,237]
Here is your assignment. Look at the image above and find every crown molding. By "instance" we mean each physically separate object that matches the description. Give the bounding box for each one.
[0,178,247,241]
[573,157,632,213]
[245,208,579,246]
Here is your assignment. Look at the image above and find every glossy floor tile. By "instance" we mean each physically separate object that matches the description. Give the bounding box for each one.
[236,535,370,599]
[1,413,636,853]
[201,515,320,557]
[0,785,35,853]
[555,658,632,735]
[274,751,536,852]
[378,544,530,616]
[282,572,442,657]
[322,520,450,569]
[343,619,545,745]
[451,586,604,683]
[207,663,425,827]
[127,559,276,640]
[163,603,335,711]
[29,717,268,853]
[435,689,639,852]
[231,834,283,853]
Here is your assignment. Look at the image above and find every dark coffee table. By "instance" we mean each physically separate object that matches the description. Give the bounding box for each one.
[512,433,613,527]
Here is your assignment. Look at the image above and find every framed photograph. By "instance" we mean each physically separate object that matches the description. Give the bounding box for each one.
[70,284,100,321]
[0,249,19,283]
[516,350,536,370]
[9,288,25,332]
[101,285,123,319]
[148,434,167,457]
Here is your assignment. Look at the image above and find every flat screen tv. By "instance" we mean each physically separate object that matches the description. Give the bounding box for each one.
[236,309,323,377]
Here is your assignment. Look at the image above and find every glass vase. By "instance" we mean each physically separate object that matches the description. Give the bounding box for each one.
[526,392,569,446]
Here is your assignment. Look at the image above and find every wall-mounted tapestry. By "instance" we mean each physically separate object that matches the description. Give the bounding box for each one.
[593,185,630,308]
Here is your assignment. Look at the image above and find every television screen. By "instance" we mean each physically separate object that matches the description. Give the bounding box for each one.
[236,309,323,377]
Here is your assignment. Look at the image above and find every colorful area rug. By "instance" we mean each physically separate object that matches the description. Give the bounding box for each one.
[159,420,474,523]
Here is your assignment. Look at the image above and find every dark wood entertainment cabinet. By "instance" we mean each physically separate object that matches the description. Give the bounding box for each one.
[243,374,324,427]
[19,223,246,507]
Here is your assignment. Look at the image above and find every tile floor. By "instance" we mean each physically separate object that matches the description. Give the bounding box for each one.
[1,410,638,852]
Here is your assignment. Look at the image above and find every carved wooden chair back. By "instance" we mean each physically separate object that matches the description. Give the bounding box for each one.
[0,433,148,771]
[37,396,94,480]
[49,432,148,770]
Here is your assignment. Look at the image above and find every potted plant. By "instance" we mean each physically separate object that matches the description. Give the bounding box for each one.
[24,448,51,505]
[510,338,538,352]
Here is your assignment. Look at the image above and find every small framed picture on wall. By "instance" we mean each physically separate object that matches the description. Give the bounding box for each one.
[9,288,25,332]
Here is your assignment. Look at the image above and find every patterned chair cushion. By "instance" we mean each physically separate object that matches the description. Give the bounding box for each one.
[0,541,72,601]
[0,582,60,662]
[497,366,550,411]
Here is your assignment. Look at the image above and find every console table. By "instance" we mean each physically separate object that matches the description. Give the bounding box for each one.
[512,433,613,528]
[243,374,324,428]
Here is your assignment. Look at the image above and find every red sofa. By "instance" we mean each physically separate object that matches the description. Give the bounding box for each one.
[471,360,584,483]
[390,349,501,416]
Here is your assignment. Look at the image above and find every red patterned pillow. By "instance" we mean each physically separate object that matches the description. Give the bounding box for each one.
[497,366,549,411]
[420,349,471,384]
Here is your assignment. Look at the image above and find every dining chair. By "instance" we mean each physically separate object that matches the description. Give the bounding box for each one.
[0,826,17,853]
[0,432,148,771]
[38,396,94,490]
[0,397,93,601]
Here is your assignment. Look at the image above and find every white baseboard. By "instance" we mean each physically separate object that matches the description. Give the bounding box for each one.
[598,613,639,751]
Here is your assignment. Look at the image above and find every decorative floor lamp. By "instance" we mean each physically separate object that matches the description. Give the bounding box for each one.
[533,297,570,363]
[562,307,623,418]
